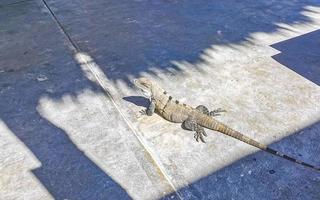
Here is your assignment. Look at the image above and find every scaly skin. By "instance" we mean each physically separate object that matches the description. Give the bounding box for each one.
[134,77,319,171]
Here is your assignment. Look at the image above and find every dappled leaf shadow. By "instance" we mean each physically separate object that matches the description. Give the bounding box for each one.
[1,0,320,199]
[0,2,131,199]
[46,0,320,84]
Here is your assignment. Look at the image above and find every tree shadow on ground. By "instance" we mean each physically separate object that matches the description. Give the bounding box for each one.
[0,2,131,199]
[0,56,133,200]
[46,0,320,84]
[0,66,132,200]
[1,0,320,199]
[271,29,320,86]
[161,121,320,200]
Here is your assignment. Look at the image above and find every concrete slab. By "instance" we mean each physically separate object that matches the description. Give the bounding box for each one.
[43,0,320,199]
[0,1,178,199]
[1,0,320,200]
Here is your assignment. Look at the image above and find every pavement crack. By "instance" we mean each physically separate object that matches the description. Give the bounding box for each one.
[41,0,79,52]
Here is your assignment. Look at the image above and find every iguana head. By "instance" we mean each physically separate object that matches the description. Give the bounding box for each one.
[134,77,164,98]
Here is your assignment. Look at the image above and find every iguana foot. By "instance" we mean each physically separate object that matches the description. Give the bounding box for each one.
[194,127,207,143]
[209,108,226,117]
[182,117,207,143]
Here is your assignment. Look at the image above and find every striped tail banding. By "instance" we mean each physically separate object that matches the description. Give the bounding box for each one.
[201,117,320,171]
[265,147,320,171]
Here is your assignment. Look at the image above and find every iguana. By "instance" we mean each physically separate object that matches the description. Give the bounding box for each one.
[134,77,319,171]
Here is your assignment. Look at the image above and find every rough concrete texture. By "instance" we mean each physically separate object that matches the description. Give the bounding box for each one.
[0,0,320,200]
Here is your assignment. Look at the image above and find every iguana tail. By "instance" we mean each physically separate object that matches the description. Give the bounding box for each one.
[199,116,319,171]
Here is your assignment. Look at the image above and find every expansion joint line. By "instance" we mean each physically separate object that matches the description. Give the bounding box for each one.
[41,0,79,52]
[41,1,182,198]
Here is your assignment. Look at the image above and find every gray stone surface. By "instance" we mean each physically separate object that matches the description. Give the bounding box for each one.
[1,0,320,200]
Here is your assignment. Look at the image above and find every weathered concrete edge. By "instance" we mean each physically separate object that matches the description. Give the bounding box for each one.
[39,0,182,198]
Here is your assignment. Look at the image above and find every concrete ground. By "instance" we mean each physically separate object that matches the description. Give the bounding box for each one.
[1,0,320,199]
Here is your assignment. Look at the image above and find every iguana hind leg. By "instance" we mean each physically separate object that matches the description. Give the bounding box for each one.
[196,105,226,117]
[182,117,207,143]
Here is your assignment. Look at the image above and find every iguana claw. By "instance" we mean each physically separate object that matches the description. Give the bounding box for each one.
[194,131,206,143]
[139,109,147,115]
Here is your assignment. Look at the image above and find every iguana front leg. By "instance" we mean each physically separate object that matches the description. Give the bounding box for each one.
[182,117,207,143]
[140,98,156,116]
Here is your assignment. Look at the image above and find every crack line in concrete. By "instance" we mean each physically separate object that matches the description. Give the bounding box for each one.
[41,0,79,52]
[40,0,182,198]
